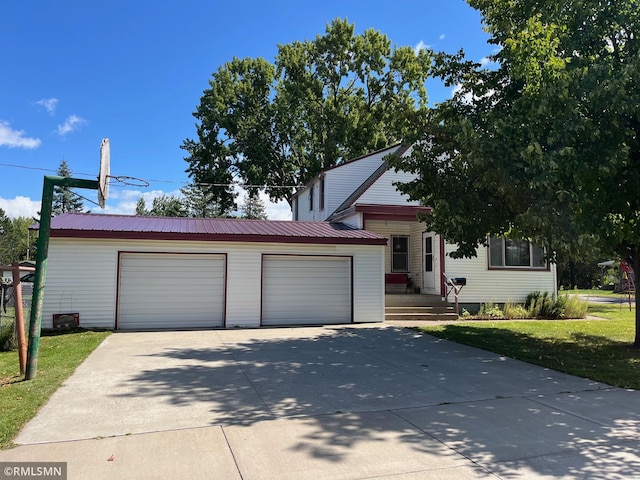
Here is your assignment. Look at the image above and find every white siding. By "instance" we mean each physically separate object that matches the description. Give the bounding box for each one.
[444,243,557,304]
[42,238,384,329]
[357,169,421,206]
[262,256,351,325]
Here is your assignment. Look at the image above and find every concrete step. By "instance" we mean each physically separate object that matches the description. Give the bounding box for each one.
[385,306,455,314]
[385,312,459,322]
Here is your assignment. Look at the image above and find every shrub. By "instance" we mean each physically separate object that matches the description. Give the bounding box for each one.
[503,301,530,319]
[563,294,589,319]
[478,302,504,318]
[0,319,16,351]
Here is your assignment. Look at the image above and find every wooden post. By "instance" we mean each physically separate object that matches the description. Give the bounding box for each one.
[11,262,27,374]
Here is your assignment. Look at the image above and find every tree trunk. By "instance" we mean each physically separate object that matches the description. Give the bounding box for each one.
[633,250,640,348]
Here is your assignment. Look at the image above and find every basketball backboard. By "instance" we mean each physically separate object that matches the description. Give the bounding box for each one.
[98,138,110,208]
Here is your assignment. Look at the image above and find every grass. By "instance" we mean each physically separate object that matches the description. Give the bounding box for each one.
[0,328,110,449]
[418,303,640,389]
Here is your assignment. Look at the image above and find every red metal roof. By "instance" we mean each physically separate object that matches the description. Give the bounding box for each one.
[46,213,387,245]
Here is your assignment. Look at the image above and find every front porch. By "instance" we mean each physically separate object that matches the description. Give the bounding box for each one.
[384,293,458,322]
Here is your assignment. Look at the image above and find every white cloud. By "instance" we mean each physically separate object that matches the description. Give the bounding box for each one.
[0,196,41,219]
[0,121,41,149]
[57,115,86,136]
[235,186,291,220]
[439,34,446,40]
[36,97,59,115]
[414,40,430,53]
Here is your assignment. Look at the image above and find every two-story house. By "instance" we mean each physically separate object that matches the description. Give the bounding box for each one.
[291,144,557,310]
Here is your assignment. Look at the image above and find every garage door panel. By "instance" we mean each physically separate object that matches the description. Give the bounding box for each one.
[118,253,225,330]
[262,256,351,326]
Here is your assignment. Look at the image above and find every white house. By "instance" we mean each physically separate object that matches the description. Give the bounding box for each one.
[291,144,557,309]
[39,214,386,330]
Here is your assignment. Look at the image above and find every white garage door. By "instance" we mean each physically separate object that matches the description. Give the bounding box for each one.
[118,253,225,330]
[262,255,351,326]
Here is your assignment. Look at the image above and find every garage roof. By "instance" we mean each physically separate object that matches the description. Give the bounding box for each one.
[46,213,387,245]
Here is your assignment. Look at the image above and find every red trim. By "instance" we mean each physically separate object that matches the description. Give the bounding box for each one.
[359,204,431,223]
[50,230,387,246]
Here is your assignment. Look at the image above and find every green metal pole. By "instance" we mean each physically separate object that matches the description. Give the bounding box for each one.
[26,176,99,380]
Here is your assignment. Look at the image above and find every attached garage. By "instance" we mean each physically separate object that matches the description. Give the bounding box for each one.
[262,255,351,326]
[39,213,386,330]
[117,252,225,330]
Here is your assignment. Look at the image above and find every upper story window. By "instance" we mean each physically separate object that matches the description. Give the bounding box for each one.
[391,235,409,272]
[489,235,546,269]
[293,197,298,221]
[319,177,325,211]
[309,185,314,211]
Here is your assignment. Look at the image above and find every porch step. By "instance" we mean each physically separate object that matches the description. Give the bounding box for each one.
[385,312,459,322]
[384,295,459,322]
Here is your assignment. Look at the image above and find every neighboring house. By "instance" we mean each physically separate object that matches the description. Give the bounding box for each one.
[38,214,386,330]
[291,144,557,308]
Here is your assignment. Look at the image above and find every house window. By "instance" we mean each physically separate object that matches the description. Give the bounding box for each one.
[309,185,314,211]
[391,236,409,272]
[319,177,325,211]
[293,197,298,221]
[489,236,546,269]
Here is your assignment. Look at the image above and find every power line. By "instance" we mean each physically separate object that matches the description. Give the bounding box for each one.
[0,162,302,190]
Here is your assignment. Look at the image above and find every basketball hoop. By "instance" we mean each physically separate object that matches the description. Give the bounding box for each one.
[98,138,110,208]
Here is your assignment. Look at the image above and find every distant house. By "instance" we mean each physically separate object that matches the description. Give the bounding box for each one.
[291,144,557,308]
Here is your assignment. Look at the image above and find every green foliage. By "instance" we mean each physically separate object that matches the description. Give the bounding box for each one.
[52,160,84,216]
[394,0,640,344]
[0,319,16,352]
[240,192,268,220]
[477,302,504,318]
[0,209,37,264]
[563,295,589,319]
[180,183,230,218]
[136,195,188,217]
[183,18,433,207]
[503,301,530,319]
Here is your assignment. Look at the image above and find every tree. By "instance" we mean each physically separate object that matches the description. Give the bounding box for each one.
[180,183,229,217]
[135,196,148,215]
[394,0,640,345]
[0,209,37,264]
[52,160,84,216]
[146,195,188,217]
[240,192,268,220]
[182,18,433,209]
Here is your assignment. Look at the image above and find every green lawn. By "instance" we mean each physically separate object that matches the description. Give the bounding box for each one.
[0,329,110,449]
[418,303,639,389]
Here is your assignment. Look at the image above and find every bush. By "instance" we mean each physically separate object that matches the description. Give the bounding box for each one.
[524,291,588,319]
[503,301,530,319]
[0,319,16,352]
[478,302,504,318]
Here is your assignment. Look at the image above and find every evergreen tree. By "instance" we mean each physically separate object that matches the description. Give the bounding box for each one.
[135,196,148,215]
[240,192,268,220]
[52,160,84,216]
[180,183,228,217]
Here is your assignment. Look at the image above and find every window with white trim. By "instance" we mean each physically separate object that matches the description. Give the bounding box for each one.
[319,177,325,211]
[391,235,409,272]
[309,185,314,211]
[489,236,546,269]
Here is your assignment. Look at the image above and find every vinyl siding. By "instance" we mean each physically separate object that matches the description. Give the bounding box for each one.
[356,169,421,206]
[444,243,557,304]
[42,238,384,329]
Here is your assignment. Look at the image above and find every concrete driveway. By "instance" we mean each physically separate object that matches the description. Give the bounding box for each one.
[2,324,640,479]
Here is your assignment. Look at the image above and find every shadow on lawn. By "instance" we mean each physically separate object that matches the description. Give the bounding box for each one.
[102,326,640,478]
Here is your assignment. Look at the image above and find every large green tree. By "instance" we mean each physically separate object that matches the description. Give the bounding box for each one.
[180,183,230,218]
[394,0,640,345]
[240,191,268,220]
[0,209,37,264]
[52,159,84,216]
[182,18,433,209]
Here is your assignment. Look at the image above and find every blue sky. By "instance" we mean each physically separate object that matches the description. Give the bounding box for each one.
[0,0,491,220]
